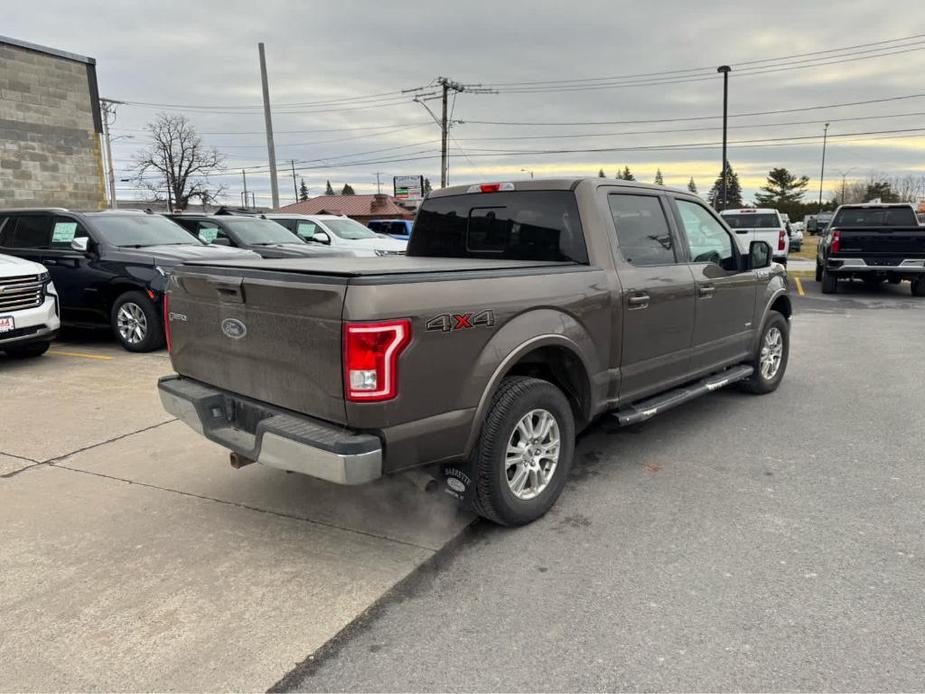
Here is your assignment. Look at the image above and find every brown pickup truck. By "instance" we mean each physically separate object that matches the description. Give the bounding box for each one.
[158,179,792,525]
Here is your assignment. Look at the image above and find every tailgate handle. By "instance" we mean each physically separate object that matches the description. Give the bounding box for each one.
[208,279,245,303]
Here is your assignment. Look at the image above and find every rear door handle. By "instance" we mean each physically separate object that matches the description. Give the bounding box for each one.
[698,284,715,298]
[627,293,650,309]
[734,230,749,234]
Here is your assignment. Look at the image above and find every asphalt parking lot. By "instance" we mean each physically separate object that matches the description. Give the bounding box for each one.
[2,278,924,691]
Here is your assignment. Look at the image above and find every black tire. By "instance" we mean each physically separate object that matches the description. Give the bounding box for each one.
[912,277,925,297]
[821,268,838,294]
[110,291,165,352]
[815,262,822,282]
[469,376,575,527]
[739,311,789,395]
[4,340,50,358]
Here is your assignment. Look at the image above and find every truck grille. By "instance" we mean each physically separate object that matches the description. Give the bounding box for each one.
[0,274,44,312]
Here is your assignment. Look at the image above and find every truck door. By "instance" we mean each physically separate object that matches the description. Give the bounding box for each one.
[606,192,696,403]
[43,216,112,324]
[672,198,757,372]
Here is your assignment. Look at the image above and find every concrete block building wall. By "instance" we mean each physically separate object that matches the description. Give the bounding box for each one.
[0,36,105,210]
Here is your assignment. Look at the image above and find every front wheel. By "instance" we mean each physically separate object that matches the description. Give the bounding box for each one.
[739,312,789,395]
[469,376,575,526]
[111,291,165,352]
[815,262,822,282]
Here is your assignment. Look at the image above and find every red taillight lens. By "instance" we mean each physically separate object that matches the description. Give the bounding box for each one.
[163,292,171,353]
[778,230,786,251]
[831,229,841,253]
[344,320,411,402]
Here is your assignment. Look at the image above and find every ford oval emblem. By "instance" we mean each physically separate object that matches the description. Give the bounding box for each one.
[446,477,467,494]
[221,318,247,340]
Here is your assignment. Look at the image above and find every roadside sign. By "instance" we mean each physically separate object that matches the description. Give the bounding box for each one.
[393,175,424,201]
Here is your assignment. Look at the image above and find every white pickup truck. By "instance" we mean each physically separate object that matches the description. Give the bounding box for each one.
[721,208,790,265]
[0,253,60,358]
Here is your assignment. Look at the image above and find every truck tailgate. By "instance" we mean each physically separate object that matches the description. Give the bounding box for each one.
[837,227,925,257]
[166,266,348,425]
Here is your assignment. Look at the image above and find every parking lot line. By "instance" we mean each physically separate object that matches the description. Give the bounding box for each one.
[794,277,805,296]
[48,350,114,361]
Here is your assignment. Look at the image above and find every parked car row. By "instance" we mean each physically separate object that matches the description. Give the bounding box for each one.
[0,208,409,355]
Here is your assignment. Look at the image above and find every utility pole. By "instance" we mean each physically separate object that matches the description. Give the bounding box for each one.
[290,160,298,203]
[412,77,495,189]
[99,98,124,209]
[258,42,279,210]
[241,169,249,209]
[375,172,382,194]
[717,66,731,211]
[818,122,830,211]
[841,174,847,205]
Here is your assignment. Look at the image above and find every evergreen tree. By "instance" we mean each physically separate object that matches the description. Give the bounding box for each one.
[617,165,635,181]
[324,180,334,196]
[298,178,309,202]
[654,169,664,185]
[708,161,743,210]
[598,168,606,178]
[423,178,433,195]
[687,177,698,194]
[341,183,355,195]
[754,167,810,206]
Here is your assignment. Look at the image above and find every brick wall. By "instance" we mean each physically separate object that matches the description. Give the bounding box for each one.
[0,41,106,210]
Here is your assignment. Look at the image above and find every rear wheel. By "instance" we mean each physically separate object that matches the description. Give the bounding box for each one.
[4,341,50,358]
[815,262,822,282]
[111,291,164,352]
[912,277,925,297]
[739,312,789,395]
[469,376,575,526]
[821,268,838,294]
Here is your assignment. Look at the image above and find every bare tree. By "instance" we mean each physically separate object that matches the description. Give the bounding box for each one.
[133,113,225,211]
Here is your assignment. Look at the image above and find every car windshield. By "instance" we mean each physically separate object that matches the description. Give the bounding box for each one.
[91,215,203,247]
[222,218,304,245]
[321,218,380,240]
[721,213,780,229]
[832,207,918,227]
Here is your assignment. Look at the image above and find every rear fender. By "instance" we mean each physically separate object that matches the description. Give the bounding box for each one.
[461,308,599,456]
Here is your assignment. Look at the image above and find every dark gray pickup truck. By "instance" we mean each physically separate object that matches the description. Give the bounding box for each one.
[158,179,792,525]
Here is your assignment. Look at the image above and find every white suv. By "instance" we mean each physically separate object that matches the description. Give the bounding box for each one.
[267,214,407,256]
[720,208,790,265]
[0,253,60,358]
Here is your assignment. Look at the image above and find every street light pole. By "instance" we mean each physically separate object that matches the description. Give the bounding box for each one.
[818,122,830,211]
[717,66,731,211]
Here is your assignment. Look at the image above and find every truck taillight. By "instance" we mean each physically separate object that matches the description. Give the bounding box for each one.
[831,229,841,253]
[344,320,411,402]
[778,230,786,251]
[163,292,171,353]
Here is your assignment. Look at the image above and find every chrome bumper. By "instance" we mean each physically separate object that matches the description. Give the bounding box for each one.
[827,258,925,272]
[158,375,382,485]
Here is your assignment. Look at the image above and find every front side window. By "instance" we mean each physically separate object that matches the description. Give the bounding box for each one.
[196,221,227,244]
[321,218,379,240]
[608,194,676,266]
[50,217,89,249]
[677,200,736,270]
[295,221,319,240]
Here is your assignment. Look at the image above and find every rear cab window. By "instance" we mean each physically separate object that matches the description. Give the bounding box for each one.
[721,212,781,229]
[832,207,918,227]
[409,191,588,262]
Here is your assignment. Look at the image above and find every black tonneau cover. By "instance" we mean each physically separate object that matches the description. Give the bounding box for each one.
[180,256,575,276]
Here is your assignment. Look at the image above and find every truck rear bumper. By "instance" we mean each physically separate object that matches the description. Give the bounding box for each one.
[158,375,382,485]
[827,258,925,272]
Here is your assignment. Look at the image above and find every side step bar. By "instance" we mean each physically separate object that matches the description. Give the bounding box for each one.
[612,365,754,426]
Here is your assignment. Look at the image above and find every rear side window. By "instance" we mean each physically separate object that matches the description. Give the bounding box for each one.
[608,194,676,266]
[409,191,587,263]
[3,215,53,249]
[722,213,780,229]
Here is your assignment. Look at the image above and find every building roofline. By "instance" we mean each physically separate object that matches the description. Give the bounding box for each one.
[0,35,96,65]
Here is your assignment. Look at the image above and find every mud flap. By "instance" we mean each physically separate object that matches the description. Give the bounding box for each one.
[441,462,477,506]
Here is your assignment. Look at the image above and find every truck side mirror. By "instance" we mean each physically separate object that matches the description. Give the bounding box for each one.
[312,231,331,245]
[70,237,89,253]
[749,240,772,269]
[210,237,231,246]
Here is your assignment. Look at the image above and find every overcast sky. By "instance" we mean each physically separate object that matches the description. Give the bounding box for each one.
[5,0,925,205]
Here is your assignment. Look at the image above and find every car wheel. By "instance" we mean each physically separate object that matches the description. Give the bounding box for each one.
[912,277,925,297]
[821,268,838,294]
[111,291,164,352]
[815,262,822,282]
[4,341,50,358]
[469,376,575,526]
[739,312,789,395]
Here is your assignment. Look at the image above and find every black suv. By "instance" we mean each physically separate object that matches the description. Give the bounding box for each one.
[0,209,261,352]
[167,214,355,258]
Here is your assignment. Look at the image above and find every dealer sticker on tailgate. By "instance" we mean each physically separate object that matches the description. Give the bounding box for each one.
[0,316,15,333]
